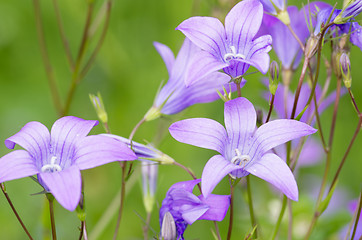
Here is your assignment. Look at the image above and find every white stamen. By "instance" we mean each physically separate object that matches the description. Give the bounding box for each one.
[231,149,250,168]
[223,46,246,62]
[41,156,62,173]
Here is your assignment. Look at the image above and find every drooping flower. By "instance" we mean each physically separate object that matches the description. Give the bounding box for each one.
[176,0,272,86]
[0,116,137,211]
[169,97,317,200]
[144,38,233,120]
[335,0,362,23]
[259,2,330,69]
[159,179,230,240]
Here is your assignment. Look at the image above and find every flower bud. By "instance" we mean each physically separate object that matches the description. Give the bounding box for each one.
[160,212,177,240]
[340,53,352,88]
[89,92,108,124]
[142,162,158,213]
[305,35,320,59]
[269,61,279,95]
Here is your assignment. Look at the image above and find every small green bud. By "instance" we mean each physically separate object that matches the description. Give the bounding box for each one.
[144,106,162,122]
[89,92,108,124]
[160,212,176,240]
[340,53,352,88]
[269,61,279,95]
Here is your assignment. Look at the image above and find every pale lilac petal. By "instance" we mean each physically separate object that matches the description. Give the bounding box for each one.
[185,51,229,86]
[297,137,323,167]
[154,42,175,77]
[224,97,256,154]
[176,16,227,58]
[246,153,298,201]
[5,121,50,168]
[260,0,286,14]
[39,165,81,211]
[198,194,230,221]
[169,179,201,193]
[225,0,263,52]
[74,135,137,170]
[50,116,98,168]
[169,118,228,154]
[250,119,317,155]
[0,150,39,183]
[201,155,242,197]
[181,205,209,225]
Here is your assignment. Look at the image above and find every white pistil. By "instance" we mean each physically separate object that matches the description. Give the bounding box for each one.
[41,156,62,173]
[223,46,246,62]
[231,149,250,168]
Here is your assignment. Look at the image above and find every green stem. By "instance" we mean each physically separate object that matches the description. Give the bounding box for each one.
[265,94,275,123]
[237,82,242,98]
[271,196,287,240]
[351,191,362,240]
[47,194,57,240]
[246,175,257,238]
[112,163,127,240]
[0,183,34,240]
[287,200,293,240]
[227,184,235,240]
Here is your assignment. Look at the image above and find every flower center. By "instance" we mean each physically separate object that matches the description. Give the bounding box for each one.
[223,46,246,62]
[41,156,62,173]
[231,149,250,168]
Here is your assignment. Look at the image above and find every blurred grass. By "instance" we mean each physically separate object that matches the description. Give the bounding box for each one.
[0,0,361,239]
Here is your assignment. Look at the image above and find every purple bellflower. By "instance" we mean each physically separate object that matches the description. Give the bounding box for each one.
[339,0,362,20]
[176,0,272,86]
[159,179,230,240]
[260,0,286,15]
[0,116,137,211]
[169,97,317,200]
[259,2,329,69]
[145,38,233,119]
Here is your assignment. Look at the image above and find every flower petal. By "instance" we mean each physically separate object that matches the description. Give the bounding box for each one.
[176,16,227,58]
[169,118,227,154]
[0,150,39,183]
[246,153,298,201]
[224,97,257,153]
[201,155,242,198]
[5,121,50,168]
[39,165,81,211]
[250,119,317,155]
[181,205,209,225]
[154,41,175,77]
[185,51,229,87]
[50,116,98,168]
[74,135,137,170]
[169,179,201,193]
[225,0,263,52]
[198,194,230,221]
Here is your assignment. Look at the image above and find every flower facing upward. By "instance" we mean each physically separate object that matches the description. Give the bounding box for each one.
[176,0,272,86]
[169,98,317,200]
[159,179,230,240]
[0,116,137,211]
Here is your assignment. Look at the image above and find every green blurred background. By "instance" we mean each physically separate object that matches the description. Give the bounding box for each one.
[0,0,361,239]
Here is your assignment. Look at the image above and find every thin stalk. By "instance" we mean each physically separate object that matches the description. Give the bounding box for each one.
[287,200,293,240]
[271,196,287,240]
[79,221,85,240]
[129,118,146,147]
[142,212,151,240]
[246,175,257,238]
[113,164,127,240]
[80,0,112,80]
[0,183,34,240]
[52,0,74,69]
[237,82,242,97]
[348,88,361,115]
[62,2,95,116]
[328,76,342,148]
[33,0,63,116]
[265,94,275,123]
[351,191,362,240]
[287,24,305,51]
[214,221,222,240]
[227,184,235,240]
[47,195,57,240]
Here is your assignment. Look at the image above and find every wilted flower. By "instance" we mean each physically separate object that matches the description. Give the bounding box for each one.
[159,179,230,240]
[144,38,233,120]
[0,116,137,211]
[176,0,272,86]
[169,97,317,200]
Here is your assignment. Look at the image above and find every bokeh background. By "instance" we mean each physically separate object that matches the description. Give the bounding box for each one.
[0,0,361,239]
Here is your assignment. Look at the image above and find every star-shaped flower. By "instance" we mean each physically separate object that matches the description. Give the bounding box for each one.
[0,116,137,211]
[176,0,272,86]
[169,97,317,200]
[159,179,230,240]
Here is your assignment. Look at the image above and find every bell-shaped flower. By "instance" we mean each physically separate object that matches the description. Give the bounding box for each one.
[260,0,286,15]
[176,0,272,86]
[169,97,317,200]
[159,179,230,240]
[0,116,137,211]
[144,38,233,120]
[259,2,329,69]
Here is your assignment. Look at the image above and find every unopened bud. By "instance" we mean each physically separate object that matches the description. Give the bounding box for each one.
[305,36,319,59]
[269,61,279,95]
[256,109,263,127]
[142,162,158,213]
[160,212,177,240]
[89,92,108,124]
[340,53,352,88]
